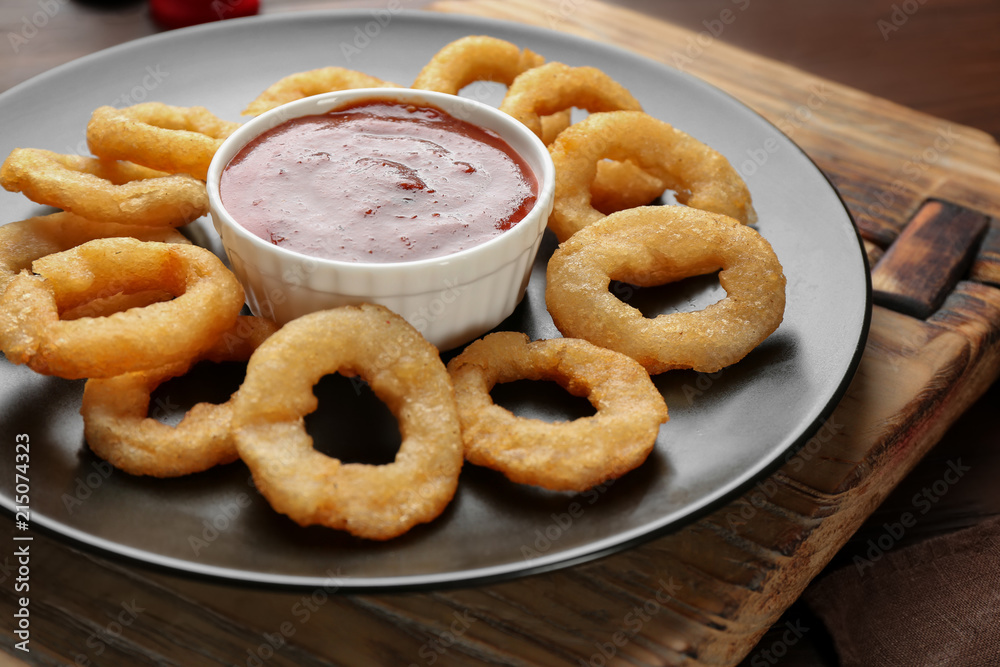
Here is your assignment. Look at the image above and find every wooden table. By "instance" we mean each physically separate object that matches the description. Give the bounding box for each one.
[2,1,999,665]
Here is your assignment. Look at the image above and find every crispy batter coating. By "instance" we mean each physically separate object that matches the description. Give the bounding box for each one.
[0,211,189,294]
[87,103,241,180]
[499,63,664,212]
[413,35,571,144]
[231,304,463,541]
[499,62,643,140]
[0,148,208,226]
[448,332,668,492]
[590,159,668,216]
[0,237,245,379]
[548,110,756,241]
[545,206,785,374]
[243,67,400,116]
[81,316,278,478]
[412,35,544,93]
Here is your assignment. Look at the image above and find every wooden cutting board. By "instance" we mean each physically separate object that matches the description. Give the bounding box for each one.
[3,1,1000,665]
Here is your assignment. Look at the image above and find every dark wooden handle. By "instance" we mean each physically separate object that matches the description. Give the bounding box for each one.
[871,199,988,319]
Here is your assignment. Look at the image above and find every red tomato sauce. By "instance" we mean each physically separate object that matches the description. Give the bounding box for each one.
[220,99,538,263]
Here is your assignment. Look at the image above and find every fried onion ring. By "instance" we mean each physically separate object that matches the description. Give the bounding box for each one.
[0,148,208,227]
[80,316,278,478]
[412,35,571,145]
[0,237,245,379]
[447,332,668,492]
[231,304,463,540]
[0,211,189,294]
[590,159,668,216]
[243,67,401,116]
[87,103,241,180]
[59,289,177,321]
[540,113,573,147]
[413,35,544,93]
[546,206,785,374]
[499,62,643,140]
[548,110,756,242]
[498,64,665,213]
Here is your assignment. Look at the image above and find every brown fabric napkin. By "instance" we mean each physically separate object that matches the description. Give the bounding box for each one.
[804,515,1000,666]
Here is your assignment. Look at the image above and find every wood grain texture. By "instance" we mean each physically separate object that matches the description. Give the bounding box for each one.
[970,217,1000,287]
[1,1,1000,666]
[607,0,1000,144]
[871,200,989,319]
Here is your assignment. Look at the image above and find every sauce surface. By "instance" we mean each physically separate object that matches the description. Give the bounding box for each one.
[220,100,537,263]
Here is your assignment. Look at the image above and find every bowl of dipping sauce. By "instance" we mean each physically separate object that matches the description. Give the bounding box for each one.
[206,88,554,350]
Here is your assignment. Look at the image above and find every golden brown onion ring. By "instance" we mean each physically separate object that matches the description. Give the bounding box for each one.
[448,332,668,492]
[590,159,668,216]
[243,67,400,116]
[412,35,572,145]
[548,110,756,242]
[0,237,245,379]
[0,211,189,295]
[0,148,208,227]
[499,63,664,211]
[87,103,241,180]
[60,289,177,321]
[545,206,785,374]
[81,316,278,478]
[540,112,574,146]
[231,304,463,541]
[412,35,544,93]
[499,62,643,141]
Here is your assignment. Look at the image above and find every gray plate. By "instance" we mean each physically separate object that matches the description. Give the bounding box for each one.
[0,10,870,590]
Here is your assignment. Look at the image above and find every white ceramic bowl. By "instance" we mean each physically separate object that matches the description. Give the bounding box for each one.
[206,88,555,351]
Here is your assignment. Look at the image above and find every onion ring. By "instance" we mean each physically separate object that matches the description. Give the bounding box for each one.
[59,289,177,321]
[447,332,668,492]
[0,211,189,295]
[231,304,463,540]
[0,237,245,379]
[498,63,665,213]
[412,35,544,93]
[547,110,756,242]
[499,62,643,141]
[80,316,278,478]
[87,103,241,180]
[412,35,571,145]
[242,67,401,116]
[0,148,208,227]
[545,206,785,374]
[590,159,668,216]
[540,114,573,147]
